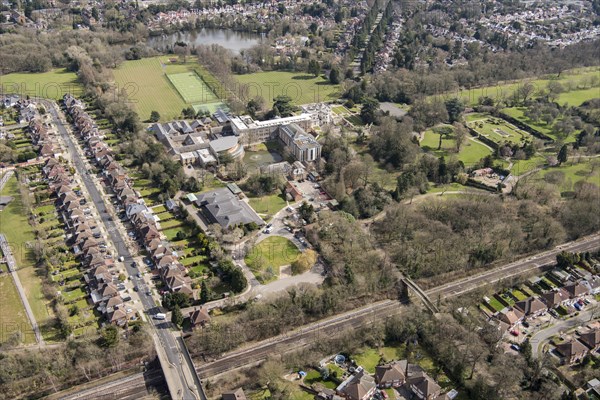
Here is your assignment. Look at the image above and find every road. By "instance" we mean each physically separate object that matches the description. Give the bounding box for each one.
[530,310,597,359]
[0,233,44,345]
[45,102,205,400]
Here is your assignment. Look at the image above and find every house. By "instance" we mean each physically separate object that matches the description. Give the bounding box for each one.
[540,288,570,308]
[194,188,264,229]
[555,340,589,364]
[514,297,547,317]
[336,368,377,400]
[407,372,442,400]
[496,308,524,328]
[222,388,247,400]
[189,306,211,329]
[165,199,178,211]
[579,329,600,351]
[375,361,406,388]
[564,282,589,298]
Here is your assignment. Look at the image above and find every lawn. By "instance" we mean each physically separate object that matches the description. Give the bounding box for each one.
[303,369,337,389]
[538,160,600,186]
[486,296,506,312]
[245,236,300,283]
[162,227,183,241]
[353,348,382,373]
[420,128,493,167]
[0,275,35,345]
[235,71,340,106]
[500,107,578,143]
[430,66,600,107]
[247,193,287,215]
[0,176,55,335]
[159,218,183,230]
[512,289,529,301]
[61,287,86,303]
[113,56,224,121]
[0,68,82,100]
[181,255,208,267]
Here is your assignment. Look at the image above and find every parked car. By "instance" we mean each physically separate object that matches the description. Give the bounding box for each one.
[511,344,521,351]
[522,321,530,328]
[510,330,519,336]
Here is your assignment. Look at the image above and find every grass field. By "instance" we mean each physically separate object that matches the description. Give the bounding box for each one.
[502,107,577,143]
[420,127,493,167]
[167,72,219,104]
[0,176,55,340]
[247,193,287,215]
[113,56,224,121]
[430,66,600,107]
[0,274,36,345]
[235,71,340,106]
[538,160,600,186]
[0,68,82,100]
[245,236,300,282]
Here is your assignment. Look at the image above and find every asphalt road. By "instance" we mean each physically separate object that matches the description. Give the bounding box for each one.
[46,102,204,400]
[530,309,596,359]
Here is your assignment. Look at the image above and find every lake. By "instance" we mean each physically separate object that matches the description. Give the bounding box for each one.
[148,29,263,54]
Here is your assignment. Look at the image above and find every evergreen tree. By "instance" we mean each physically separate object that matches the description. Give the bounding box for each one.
[200,280,210,304]
[171,305,184,328]
[557,144,568,165]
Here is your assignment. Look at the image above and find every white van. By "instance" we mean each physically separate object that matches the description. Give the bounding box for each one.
[154,313,166,320]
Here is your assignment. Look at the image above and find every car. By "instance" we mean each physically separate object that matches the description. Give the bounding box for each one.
[266,223,273,229]
[136,272,142,278]
[146,290,152,296]
[131,262,137,268]
[118,256,124,262]
[509,330,519,336]
[522,321,530,328]
[133,286,138,292]
[584,299,591,305]
[511,344,521,351]
[126,308,133,314]
[549,310,558,318]
[313,183,320,189]
[380,390,388,399]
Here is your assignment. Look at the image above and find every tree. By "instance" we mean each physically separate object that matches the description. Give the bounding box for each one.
[200,280,210,304]
[329,67,340,84]
[163,292,191,310]
[557,144,568,165]
[518,82,535,104]
[453,122,468,152]
[272,95,295,117]
[308,59,321,77]
[149,111,160,122]
[360,97,380,125]
[291,249,318,275]
[445,98,465,123]
[171,305,184,328]
[100,325,119,348]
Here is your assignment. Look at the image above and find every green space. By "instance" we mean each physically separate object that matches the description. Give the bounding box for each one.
[432,66,600,107]
[61,287,86,303]
[353,348,382,373]
[245,236,300,283]
[538,160,600,186]
[420,128,493,167]
[159,219,183,230]
[152,205,167,214]
[181,255,208,267]
[512,289,529,301]
[0,176,55,337]
[167,71,219,104]
[345,114,364,126]
[332,105,350,115]
[162,227,183,241]
[505,155,546,176]
[467,117,530,145]
[0,68,82,100]
[235,71,339,106]
[113,56,224,121]
[248,193,287,215]
[0,275,35,345]
[304,369,337,389]
[501,107,572,142]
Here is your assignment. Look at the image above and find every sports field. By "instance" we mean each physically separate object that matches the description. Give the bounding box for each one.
[0,68,82,100]
[235,71,340,106]
[113,57,224,121]
[167,72,219,104]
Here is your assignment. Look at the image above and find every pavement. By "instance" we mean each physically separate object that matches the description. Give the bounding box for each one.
[45,101,205,400]
[0,234,44,345]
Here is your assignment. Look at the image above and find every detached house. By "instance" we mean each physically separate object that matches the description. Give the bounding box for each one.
[189,306,211,329]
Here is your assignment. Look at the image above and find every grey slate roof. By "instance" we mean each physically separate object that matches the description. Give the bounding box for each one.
[195,188,264,229]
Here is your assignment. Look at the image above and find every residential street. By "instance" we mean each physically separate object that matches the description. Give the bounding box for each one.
[45,101,205,400]
[530,310,598,359]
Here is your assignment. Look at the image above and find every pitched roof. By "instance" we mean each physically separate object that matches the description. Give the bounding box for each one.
[338,370,376,400]
[190,307,210,326]
[580,330,600,349]
[556,340,588,358]
[564,282,589,297]
[222,388,247,400]
[375,361,406,384]
[407,374,441,399]
[541,288,569,307]
[514,297,547,315]
[195,188,264,229]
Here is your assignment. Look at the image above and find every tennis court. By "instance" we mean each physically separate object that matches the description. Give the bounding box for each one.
[167,72,219,104]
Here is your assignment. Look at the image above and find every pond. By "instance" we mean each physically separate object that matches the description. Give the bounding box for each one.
[148,28,263,54]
